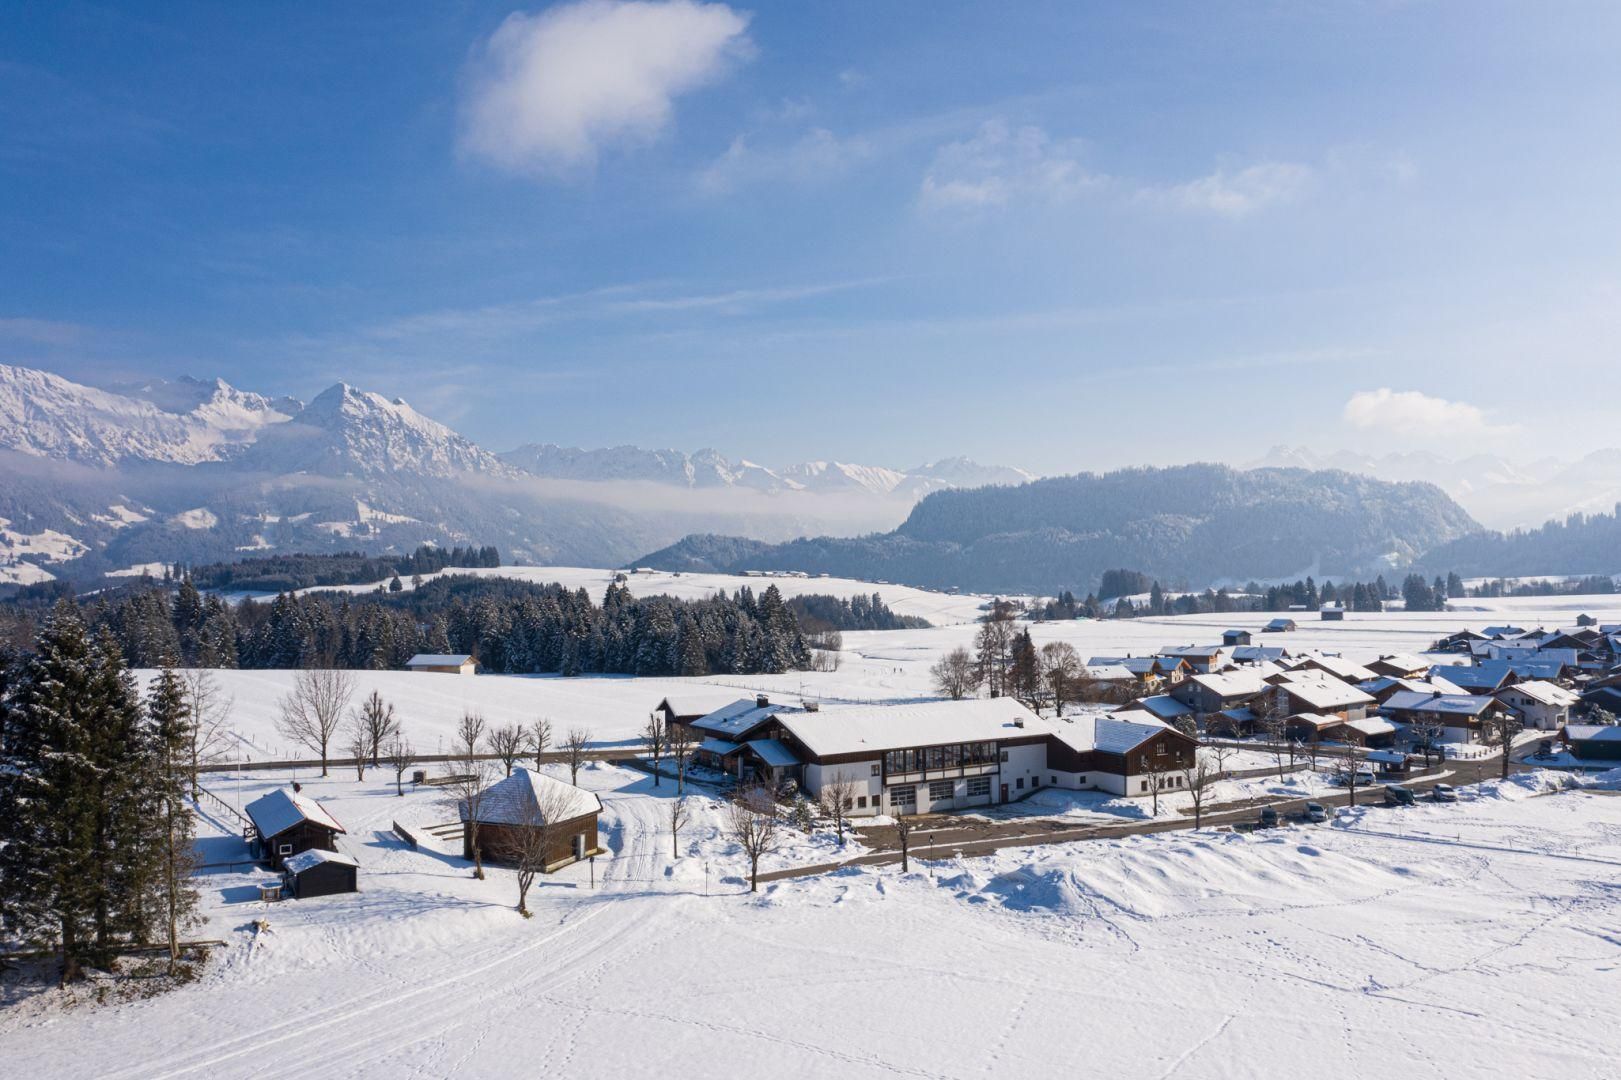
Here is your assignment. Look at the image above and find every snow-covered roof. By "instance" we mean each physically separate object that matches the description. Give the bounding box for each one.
[1291,654,1377,682]
[1286,712,1338,731]
[697,736,742,756]
[1372,653,1430,674]
[1159,644,1226,660]
[1188,670,1269,699]
[406,653,474,666]
[1051,713,1177,757]
[774,698,1049,758]
[1278,675,1375,711]
[283,848,359,874]
[745,738,800,768]
[1383,691,1498,717]
[245,788,345,840]
[1566,725,1621,743]
[1231,645,1288,664]
[1135,694,1194,720]
[1081,664,1135,682]
[1500,681,1580,707]
[691,698,796,739]
[1428,664,1509,690]
[1339,717,1396,737]
[462,768,602,826]
[1366,749,1407,764]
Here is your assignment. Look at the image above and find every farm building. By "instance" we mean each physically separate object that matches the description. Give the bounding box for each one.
[462,768,604,872]
[245,788,346,869]
[1563,725,1621,761]
[1320,605,1346,621]
[1222,629,1252,647]
[1264,618,1297,633]
[282,848,359,899]
[405,653,477,675]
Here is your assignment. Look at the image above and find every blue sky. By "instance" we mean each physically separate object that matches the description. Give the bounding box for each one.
[4,1,1620,472]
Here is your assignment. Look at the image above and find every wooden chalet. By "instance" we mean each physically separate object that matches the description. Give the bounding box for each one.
[462,768,603,872]
[245,788,346,869]
[405,653,477,675]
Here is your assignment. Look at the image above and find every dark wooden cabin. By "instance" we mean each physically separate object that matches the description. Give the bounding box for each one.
[245,788,346,869]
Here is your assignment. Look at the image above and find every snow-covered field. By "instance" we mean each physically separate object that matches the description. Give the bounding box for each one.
[4,765,1620,1078]
[152,592,1621,761]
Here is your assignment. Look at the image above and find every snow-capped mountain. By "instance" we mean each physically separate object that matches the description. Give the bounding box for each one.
[242,384,514,480]
[0,364,295,467]
[499,443,1032,498]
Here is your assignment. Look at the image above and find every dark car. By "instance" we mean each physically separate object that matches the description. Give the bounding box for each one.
[1384,785,1416,807]
[1430,783,1458,803]
[1304,802,1331,823]
[1257,806,1280,828]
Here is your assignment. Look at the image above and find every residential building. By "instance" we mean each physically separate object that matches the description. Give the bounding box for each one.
[1495,681,1581,731]
[245,788,346,870]
[461,768,603,871]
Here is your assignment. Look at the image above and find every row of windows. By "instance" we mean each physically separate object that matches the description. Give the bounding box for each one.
[883,742,999,774]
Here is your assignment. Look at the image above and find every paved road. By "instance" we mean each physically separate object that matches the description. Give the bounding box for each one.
[758,750,1528,884]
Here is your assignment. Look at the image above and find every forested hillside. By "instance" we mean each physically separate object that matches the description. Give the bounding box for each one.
[639,464,1481,594]
[1416,506,1621,578]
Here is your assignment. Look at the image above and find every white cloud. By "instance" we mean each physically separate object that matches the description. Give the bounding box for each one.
[1343,388,1515,438]
[697,127,866,194]
[459,0,752,177]
[919,121,1105,211]
[1159,161,1313,218]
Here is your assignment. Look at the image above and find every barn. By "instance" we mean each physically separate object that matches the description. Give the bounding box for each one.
[283,848,359,899]
[245,788,346,869]
[462,768,603,872]
[406,653,478,675]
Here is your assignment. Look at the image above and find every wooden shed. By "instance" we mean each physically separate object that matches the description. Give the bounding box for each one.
[406,653,478,675]
[245,788,347,870]
[282,848,359,899]
[462,768,604,872]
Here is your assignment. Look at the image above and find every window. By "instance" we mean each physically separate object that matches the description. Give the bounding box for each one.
[967,776,991,798]
[1156,741,1166,755]
[278,843,293,856]
[1050,776,1057,785]
[929,780,954,801]
[1016,777,1024,790]
[1139,780,1148,793]
[1031,776,1040,788]
[856,796,867,809]
[871,763,881,776]
[1000,750,1009,763]
[890,785,916,806]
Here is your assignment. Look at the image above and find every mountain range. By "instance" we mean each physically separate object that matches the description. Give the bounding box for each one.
[0,364,1028,587]
[636,465,1484,594]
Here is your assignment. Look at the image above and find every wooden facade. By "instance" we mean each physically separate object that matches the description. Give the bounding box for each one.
[464,811,601,872]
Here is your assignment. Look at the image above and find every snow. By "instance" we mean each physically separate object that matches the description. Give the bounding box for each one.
[244,788,345,838]
[5,765,1619,1078]
[0,515,89,583]
[467,768,603,826]
[106,561,170,579]
[282,848,359,873]
[172,507,219,530]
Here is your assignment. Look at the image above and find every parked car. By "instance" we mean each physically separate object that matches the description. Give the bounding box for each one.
[1336,768,1376,787]
[1257,806,1280,829]
[1430,783,1458,803]
[1304,802,1331,823]
[1384,785,1416,807]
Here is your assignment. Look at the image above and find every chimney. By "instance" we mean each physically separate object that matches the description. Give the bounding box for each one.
[1432,690,1442,699]
[1013,718,1024,728]
[756,694,770,709]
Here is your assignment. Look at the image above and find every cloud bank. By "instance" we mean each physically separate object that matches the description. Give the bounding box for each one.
[1343,388,1512,438]
[460,0,751,176]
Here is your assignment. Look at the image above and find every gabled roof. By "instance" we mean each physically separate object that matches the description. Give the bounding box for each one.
[690,698,797,740]
[1370,653,1430,674]
[283,848,359,874]
[462,768,602,826]
[1135,694,1195,720]
[1080,663,1136,682]
[1383,691,1499,717]
[1286,711,1338,730]
[1231,645,1288,663]
[1498,681,1580,707]
[1290,653,1377,682]
[1051,713,1181,757]
[1428,663,1511,691]
[1566,724,1621,743]
[697,736,742,757]
[246,788,345,840]
[657,690,750,720]
[1277,675,1376,711]
[1188,670,1269,700]
[1159,644,1227,660]
[1338,717,1396,737]
[774,698,1049,758]
[406,653,473,666]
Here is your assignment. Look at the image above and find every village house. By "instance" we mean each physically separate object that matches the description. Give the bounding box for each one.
[1156,644,1229,674]
[1288,653,1378,684]
[1495,681,1581,730]
[1356,675,1467,706]
[1428,663,1517,694]
[1133,694,1197,725]
[1269,672,1376,721]
[462,768,603,871]
[405,652,477,675]
[282,848,359,899]
[1171,670,1268,717]
[1230,645,1289,665]
[1367,653,1431,680]
[245,788,346,870]
[1381,690,1507,745]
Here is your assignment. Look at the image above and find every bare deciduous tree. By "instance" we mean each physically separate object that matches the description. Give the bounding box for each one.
[930,646,978,700]
[726,782,780,893]
[1336,743,1365,808]
[344,723,368,780]
[1206,738,1237,781]
[642,712,668,788]
[445,711,494,880]
[896,813,913,873]
[529,716,553,769]
[1483,706,1526,780]
[181,669,231,798]
[1138,751,1168,816]
[1255,692,1291,780]
[669,795,690,859]
[275,668,354,776]
[1040,641,1082,715]
[353,690,398,767]
[562,727,591,785]
[1410,718,1445,770]
[817,770,858,846]
[385,732,418,796]
[669,723,697,794]
[510,774,583,917]
[1181,753,1217,829]
[490,723,527,777]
